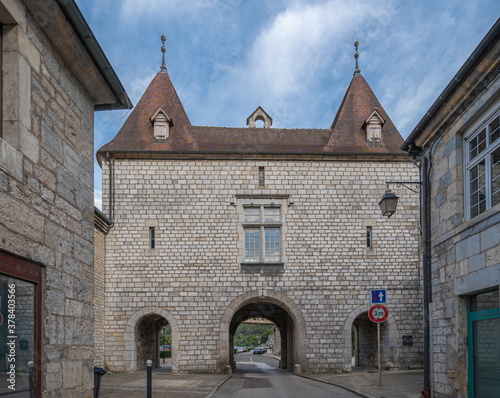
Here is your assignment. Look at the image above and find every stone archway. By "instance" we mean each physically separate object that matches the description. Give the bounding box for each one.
[124,307,179,372]
[344,304,400,370]
[218,290,308,373]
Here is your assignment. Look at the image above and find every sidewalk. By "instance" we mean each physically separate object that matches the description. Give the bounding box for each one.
[98,366,229,398]
[301,368,424,398]
[97,358,423,398]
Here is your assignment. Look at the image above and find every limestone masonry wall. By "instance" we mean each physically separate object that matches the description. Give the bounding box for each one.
[426,94,500,397]
[0,1,96,395]
[100,158,423,373]
[94,225,106,368]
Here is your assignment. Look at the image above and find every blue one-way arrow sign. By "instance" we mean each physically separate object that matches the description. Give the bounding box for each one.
[371,289,386,304]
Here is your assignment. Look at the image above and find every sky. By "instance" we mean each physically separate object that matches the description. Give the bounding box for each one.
[73,0,500,209]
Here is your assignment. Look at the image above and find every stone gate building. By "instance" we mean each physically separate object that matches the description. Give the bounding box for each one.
[95,46,424,374]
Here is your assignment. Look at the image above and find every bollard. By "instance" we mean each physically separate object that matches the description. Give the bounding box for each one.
[147,360,152,398]
[28,361,33,398]
[93,367,107,398]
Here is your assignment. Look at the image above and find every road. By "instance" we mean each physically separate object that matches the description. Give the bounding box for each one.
[212,352,359,398]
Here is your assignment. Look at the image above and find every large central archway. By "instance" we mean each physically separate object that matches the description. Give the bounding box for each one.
[218,290,308,373]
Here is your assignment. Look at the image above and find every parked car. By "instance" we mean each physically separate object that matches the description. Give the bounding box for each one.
[160,345,171,352]
[253,347,267,355]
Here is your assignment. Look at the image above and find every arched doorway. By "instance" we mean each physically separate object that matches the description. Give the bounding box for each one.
[124,307,179,372]
[344,305,399,370]
[218,290,308,373]
[135,314,168,370]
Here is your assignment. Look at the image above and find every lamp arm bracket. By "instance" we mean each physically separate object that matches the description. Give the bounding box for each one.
[385,181,422,194]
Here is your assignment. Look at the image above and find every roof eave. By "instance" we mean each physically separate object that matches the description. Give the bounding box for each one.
[23,0,132,110]
[96,148,409,165]
[55,0,133,110]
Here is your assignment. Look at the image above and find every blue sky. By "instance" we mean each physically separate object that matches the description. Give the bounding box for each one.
[74,0,500,209]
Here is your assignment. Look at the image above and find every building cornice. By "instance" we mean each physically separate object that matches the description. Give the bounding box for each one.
[98,150,411,165]
[94,207,112,234]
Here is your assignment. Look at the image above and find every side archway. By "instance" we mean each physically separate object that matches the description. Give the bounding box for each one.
[218,290,308,372]
[344,304,400,370]
[124,307,179,372]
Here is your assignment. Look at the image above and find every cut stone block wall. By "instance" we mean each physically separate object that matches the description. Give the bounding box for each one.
[94,225,106,368]
[0,1,96,396]
[98,157,423,373]
[426,90,500,398]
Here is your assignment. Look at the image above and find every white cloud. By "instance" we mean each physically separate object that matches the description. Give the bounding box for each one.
[199,0,380,127]
[127,70,158,105]
[94,189,102,211]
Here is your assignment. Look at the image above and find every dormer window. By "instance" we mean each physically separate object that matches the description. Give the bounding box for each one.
[150,107,172,140]
[247,106,273,128]
[364,108,385,147]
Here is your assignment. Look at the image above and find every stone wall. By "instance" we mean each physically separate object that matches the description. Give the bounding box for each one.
[99,157,423,373]
[94,223,106,368]
[426,91,500,397]
[0,1,96,396]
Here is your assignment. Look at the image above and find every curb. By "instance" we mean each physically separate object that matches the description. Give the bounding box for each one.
[205,375,231,398]
[297,374,376,398]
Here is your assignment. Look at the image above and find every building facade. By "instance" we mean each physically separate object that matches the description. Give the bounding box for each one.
[403,20,500,398]
[96,50,423,374]
[0,1,130,396]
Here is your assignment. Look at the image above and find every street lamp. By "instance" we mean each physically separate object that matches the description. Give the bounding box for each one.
[379,182,421,217]
[379,190,399,218]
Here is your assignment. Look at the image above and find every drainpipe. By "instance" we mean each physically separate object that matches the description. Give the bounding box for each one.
[412,152,431,398]
[106,152,114,224]
[420,154,430,398]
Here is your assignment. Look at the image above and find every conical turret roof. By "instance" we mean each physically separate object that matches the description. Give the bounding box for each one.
[98,70,192,154]
[324,74,403,152]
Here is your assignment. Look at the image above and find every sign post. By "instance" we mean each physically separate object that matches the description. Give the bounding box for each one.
[368,304,389,387]
[377,323,381,387]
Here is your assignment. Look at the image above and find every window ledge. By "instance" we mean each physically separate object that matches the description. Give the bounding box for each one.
[144,249,158,256]
[363,247,377,256]
[240,263,284,273]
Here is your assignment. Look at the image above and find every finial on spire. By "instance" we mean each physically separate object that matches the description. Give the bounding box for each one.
[160,34,167,72]
[354,40,361,76]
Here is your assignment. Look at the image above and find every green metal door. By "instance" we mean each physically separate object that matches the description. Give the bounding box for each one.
[467,289,500,398]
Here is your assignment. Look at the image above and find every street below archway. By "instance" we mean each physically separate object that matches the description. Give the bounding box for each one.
[212,352,359,398]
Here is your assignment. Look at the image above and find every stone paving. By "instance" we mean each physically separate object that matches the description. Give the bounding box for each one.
[303,368,424,398]
[97,358,423,398]
[98,367,229,398]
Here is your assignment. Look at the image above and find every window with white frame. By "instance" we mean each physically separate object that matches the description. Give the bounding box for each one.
[465,108,500,219]
[243,205,281,263]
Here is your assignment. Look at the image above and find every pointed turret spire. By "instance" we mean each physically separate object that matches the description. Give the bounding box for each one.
[354,40,361,76]
[160,34,167,72]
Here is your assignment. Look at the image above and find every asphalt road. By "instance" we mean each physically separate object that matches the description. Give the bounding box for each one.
[212,352,359,398]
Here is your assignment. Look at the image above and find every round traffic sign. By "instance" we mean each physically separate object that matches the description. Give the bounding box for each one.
[368,304,388,323]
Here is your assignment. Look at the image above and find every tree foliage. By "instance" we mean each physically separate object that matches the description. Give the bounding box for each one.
[234,323,275,347]
[160,325,171,346]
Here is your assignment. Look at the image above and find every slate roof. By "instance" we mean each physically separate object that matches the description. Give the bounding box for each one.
[97,68,405,163]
